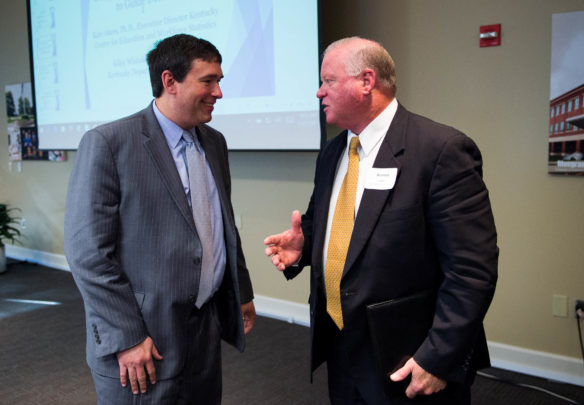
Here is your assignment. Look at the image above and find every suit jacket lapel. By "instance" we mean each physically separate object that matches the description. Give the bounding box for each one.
[343,103,408,274]
[140,105,198,234]
[312,133,348,271]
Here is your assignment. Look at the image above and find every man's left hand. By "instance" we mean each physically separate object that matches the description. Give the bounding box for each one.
[241,301,256,335]
[390,358,447,399]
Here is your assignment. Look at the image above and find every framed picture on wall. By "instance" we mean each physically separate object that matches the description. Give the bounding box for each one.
[20,126,48,160]
[4,82,66,162]
[548,11,584,175]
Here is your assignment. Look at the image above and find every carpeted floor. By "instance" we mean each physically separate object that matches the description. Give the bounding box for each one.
[1,261,583,404]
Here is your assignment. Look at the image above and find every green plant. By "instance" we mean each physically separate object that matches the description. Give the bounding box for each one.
[0,204,22,248]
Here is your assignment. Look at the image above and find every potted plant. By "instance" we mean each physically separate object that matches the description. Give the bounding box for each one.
[0,204,22,273]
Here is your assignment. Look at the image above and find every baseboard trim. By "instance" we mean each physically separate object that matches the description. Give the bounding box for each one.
[488,341,584,387]
[254,295,310,327]
[6,246,583,386]
[6,245,70,271]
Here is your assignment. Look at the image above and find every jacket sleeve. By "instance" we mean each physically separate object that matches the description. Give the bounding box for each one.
[413,133,498,383]
[283,147,324,280]
[235,227,254,303]
[64,130,148,357]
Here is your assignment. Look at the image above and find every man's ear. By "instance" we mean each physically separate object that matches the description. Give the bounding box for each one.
[360,69,376,95]
[161,70,177,94]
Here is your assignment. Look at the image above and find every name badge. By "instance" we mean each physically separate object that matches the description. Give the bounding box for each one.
[365,168,398,190]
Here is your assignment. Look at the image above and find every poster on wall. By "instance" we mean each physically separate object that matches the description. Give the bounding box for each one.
[4,82,66,162]
[548,11,584,175]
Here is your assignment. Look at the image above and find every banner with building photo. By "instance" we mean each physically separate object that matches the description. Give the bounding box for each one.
[4,82,66,162]
[548,11,584,175]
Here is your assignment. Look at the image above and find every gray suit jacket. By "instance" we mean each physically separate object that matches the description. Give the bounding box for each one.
[64,104,253,379]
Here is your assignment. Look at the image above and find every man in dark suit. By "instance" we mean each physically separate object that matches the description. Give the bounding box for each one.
[65,34,255,404]
[264,37,498,404]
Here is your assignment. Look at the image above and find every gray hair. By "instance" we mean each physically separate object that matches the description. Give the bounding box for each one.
[323,37,396,95]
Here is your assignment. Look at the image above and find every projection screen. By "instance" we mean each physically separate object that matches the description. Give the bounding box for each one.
[28,0,322,150]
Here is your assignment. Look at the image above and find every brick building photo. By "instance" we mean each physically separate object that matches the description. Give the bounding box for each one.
[548,83,584,173]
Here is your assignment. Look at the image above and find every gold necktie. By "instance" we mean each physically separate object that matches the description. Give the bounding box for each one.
[325,136,360,330]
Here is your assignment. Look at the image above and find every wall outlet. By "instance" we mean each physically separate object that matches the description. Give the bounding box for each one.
[552,294,568,317]
[575,299,584,319]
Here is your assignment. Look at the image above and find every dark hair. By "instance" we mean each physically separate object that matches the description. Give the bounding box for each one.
[147,34,222,98]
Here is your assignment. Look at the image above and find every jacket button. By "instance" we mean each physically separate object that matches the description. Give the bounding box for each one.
[188,294,195,303]
[193,258,201,266]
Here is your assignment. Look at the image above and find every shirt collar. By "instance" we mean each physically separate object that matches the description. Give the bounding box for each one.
[347,98,398,157]
[152,100,190,150]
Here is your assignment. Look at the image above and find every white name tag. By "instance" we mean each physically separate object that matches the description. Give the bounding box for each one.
[365,168,398,190]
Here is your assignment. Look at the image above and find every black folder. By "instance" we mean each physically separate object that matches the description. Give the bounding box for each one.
[365,289,437,395]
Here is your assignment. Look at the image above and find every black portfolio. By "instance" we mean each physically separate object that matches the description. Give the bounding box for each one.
[365,290,437,395]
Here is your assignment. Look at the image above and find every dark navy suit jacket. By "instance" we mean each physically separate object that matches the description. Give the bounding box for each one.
[285,103,498,384]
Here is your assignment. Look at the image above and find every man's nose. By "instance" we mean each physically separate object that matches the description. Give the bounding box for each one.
[316,85,325,99]
[213,83,223,99]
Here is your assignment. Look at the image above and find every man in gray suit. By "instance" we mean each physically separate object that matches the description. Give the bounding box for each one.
[64,34,255,404]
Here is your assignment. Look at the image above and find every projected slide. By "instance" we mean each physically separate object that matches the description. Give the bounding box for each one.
[29,0,320,150]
